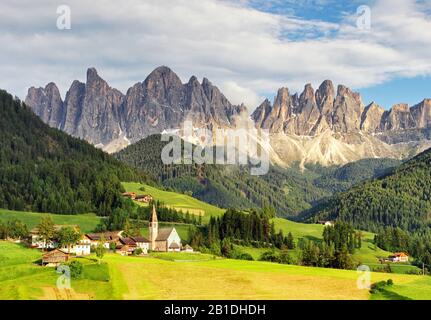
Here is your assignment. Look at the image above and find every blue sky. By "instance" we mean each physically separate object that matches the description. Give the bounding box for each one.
[245,0,431,108]
[0,0,430,110]
[359,76,431,108]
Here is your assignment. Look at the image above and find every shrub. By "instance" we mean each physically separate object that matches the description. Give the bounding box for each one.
[109,242,117,253]
[259,250,280,263]
[237,252,253,261]
[68,260,83,279]
[386,279,394,286]
[134,248,143,256]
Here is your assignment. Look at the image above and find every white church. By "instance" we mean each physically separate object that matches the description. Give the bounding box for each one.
[148,205,182,252]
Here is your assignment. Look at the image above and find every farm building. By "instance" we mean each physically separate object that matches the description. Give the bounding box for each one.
[86,231,123,249]
[391,252,409,262]
[317,221,334,227]
[60,234,91,256]
[182,244,194,253]
[131,236,150,254]
[135,194,153,203]
[122,192,137,199]
[42,249,69,267]
[380,252,409,263]
[30,224,80,249]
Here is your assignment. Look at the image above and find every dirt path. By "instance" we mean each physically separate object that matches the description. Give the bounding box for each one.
[40,287,90,300]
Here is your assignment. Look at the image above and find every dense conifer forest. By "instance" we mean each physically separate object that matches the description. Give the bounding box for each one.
[0,90,152,216]
[115,134,400,217]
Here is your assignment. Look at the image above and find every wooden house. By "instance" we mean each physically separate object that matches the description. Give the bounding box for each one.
[122,192,137,200]
[42,249,69,267]
[135,194,153,203]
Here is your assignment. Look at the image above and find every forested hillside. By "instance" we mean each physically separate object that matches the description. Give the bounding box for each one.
[0,90,151,216]
[303,147,431,232]
[115,134,400,217]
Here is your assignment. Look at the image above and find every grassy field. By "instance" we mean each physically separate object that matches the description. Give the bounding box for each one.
[0,207,418,274]
[122,182,225,221]
[0,241,113,299]
[1,241,430,300]
[0,209,102,233]
[272,218,420,273]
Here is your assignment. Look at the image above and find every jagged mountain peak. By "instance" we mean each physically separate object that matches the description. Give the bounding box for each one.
[144,65,183,88]
[86,67,99,79]
[26,66,245,152]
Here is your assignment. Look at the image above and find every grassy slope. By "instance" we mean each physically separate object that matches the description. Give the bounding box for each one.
[272,218,421,273]
[122,182,225,221]
[0,207,418,273]
[0,241,113,299]
[0,209,101,233]
[104,253,431,300]
[1,241,430,300]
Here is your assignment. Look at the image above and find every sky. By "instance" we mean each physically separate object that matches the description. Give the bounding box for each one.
[1,0,431,110]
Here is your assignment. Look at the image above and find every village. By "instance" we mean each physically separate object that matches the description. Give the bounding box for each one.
[31,205,194,267]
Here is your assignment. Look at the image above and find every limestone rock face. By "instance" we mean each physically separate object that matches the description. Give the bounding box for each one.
[381,103,416,131]
[25,67,431,166]
[411,99,431,129]
[251,99,272,128]
[332,85,364,133]
[25,66,246,150]
[361,102,385,133]
[25,83,65,129]
[251,79,431,166]
[290,84,321,135]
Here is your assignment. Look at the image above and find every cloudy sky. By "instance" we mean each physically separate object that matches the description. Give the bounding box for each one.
[1,0,431,110]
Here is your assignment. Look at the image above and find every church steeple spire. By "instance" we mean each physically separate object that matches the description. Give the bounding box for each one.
[150,204,158,223]
[149,205,158,250]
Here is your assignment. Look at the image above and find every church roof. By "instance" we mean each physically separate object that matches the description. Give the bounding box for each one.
[120,237,137,246]
[131,236,150,243]
[150,205,158,223]
[156,227,175,241]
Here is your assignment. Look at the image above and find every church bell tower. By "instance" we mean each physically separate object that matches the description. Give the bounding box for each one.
[149,205,158,250]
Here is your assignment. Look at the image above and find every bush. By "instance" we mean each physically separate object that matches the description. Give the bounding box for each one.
[109,242,117,253]
[134,248,143,256]
[279,250,293,264]
[237,252,253,261]
[370,280,390,293]
[386,279,394,286]
[68,260,83,279]
[259,250,280,263]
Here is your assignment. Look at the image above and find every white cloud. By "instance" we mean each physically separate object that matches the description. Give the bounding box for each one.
[0,0,430,110]
[220,81,263,107]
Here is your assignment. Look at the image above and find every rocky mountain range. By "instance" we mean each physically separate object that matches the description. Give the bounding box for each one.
[25,66,246,153]
[25,66,431,166]
[252,80,431,166]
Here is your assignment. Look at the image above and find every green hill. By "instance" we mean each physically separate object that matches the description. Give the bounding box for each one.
[272,218,411,269]
[122,182,224,221]
[0,209,101,233]
[0,89,151,216]
[302,147,431,233]
[115,134,400,217]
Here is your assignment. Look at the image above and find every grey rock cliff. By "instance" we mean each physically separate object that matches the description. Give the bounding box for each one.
[25,66,246,148]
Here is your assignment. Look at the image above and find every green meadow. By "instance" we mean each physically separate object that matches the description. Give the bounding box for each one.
[0,204,419,274]
[1,241,430,300]
[122,182,225,221]
[0,209,102,233]
[272,218,420,273]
